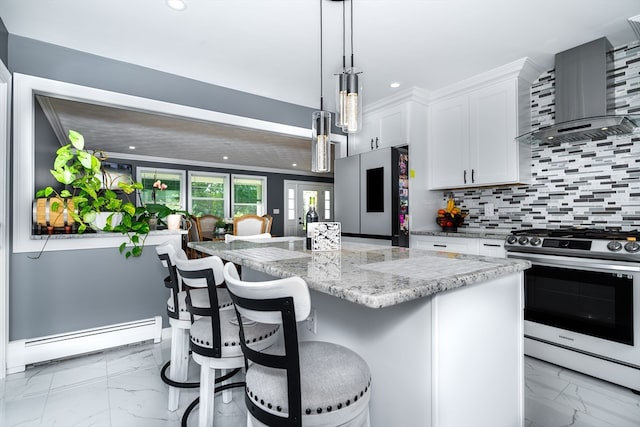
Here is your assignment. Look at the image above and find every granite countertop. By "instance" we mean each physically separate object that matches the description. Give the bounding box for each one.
[411,229,512,240]
[190,237,530,309]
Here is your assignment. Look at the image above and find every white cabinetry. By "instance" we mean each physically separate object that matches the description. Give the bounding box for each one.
[478,238,507,257]
[410,234,506,257]
[410,235,478,255]
[427,58,541,190]
[350,103,407,155]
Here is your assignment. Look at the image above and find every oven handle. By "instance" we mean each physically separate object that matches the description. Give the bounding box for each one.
[507,253,640,273]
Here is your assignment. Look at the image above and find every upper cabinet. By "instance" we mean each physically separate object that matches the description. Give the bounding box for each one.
[348,95,428,157]
[351,104,407,155]
[427,58,542,190]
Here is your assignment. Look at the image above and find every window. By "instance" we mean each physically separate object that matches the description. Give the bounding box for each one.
[231,175,267,217]
[324,190,331,220]
[137,167,186,211]
[188,172,229,218]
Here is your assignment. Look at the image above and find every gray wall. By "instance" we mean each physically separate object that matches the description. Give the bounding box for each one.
[9,34,333,340]
[0,18,7,67]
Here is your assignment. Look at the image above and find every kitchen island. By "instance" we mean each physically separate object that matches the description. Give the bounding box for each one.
[190,238,530,427]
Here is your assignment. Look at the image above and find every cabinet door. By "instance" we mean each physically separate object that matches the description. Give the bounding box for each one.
[334,155,361,234]
[469,80,518,186]
[410,235,478,255]
[427,96,469,189]
[349,114,376,155]
[378,104,407,149]
[360,148,391,236]
[477,239,506,258]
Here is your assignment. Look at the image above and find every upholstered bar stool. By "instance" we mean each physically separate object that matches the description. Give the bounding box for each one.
[175,256,280,427]
[155,242,233,412]
[223,263,372,427]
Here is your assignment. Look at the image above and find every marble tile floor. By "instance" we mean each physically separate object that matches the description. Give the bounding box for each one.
[0,339,638,426]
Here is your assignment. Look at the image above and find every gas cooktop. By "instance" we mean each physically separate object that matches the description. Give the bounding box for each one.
[505,227,640,261]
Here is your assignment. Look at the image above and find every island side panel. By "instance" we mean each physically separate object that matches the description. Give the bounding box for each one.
[242,268,433,427]
[431,272,524,427]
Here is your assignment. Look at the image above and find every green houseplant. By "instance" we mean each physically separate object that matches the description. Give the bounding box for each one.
[35,129,152,258]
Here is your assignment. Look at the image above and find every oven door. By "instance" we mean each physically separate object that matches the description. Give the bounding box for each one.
[508,252,640,367]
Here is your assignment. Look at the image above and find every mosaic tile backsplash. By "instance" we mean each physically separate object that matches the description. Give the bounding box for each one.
[448,40,640,232]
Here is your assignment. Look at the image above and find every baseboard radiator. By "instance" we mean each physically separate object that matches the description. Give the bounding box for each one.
[7,316,163,374]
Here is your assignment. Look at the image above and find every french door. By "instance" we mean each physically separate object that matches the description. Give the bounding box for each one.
[283,181,333,237]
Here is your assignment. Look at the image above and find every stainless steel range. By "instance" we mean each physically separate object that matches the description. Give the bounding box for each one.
[505,228,640,393]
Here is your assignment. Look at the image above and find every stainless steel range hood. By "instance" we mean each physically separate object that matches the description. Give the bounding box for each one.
[516,37,640,145]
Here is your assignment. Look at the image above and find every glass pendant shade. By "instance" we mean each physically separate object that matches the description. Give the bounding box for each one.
[345,67,362,133]
[336,71,349,129]
[312,110,332,173]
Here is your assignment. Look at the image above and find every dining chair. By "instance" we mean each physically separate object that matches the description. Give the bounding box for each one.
[262,214,273,234]
[155,241,234,412]
[233,214,267,236]
[176,256,280,427]
[196,214,221,241]
[186,216,203,258]
[223,262,372,427]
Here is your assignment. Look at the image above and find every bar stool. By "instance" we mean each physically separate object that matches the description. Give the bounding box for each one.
[223,263,372,427]
[155,241,233,412]
[176,255,280,427]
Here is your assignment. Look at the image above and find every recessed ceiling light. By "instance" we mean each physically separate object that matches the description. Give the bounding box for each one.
[222,156,229,160]
[129,146,136,150]
[167,0,186,11]
[390,82,401,88]
[292,163,297,167]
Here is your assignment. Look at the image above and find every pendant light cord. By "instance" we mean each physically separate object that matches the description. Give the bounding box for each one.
[342,0,346,70]
[319,0,324,111]
[350,0,354,68]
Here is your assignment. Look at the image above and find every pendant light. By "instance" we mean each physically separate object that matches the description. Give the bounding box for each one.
[335,0,362,134]
[312,0,332,173]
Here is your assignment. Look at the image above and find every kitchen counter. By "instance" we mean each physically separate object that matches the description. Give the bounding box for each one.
[189,237,529,309]
[190,237,528,426]
[411,228,511,240]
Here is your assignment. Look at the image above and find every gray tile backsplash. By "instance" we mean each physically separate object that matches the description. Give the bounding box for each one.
[448,41,640,232]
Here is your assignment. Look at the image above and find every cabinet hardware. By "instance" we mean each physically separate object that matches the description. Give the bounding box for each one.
[472,169,475,183]
[434,244,447,247]
[375,137,379,149]
[370,138,374,150]
[463,170,467,184]
[483,243,501,247]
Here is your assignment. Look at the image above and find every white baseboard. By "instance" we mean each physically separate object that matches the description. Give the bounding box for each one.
[7,316,163,374]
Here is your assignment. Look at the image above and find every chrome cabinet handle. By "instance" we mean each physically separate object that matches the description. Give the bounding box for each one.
[375,137,379,149]
[472,169,475,183]
[463,170,467,184]
[370,138,374,150]
[434,244,447,248]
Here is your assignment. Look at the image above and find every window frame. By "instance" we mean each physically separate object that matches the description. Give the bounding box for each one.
[188,171,230,218]
[136,167,187,210]
[231,174,267,217]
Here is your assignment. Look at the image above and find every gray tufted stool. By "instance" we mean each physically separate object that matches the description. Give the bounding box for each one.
[223,262,372,427]
[176,255,280,427]
[155,242,233,412]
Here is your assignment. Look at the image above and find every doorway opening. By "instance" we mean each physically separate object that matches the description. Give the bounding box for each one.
[283,181,334,237]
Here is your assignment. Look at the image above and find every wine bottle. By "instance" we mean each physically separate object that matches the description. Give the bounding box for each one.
[305,197,319,250]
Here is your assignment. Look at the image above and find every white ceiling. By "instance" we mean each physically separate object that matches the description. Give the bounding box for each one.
[2,0,640,172]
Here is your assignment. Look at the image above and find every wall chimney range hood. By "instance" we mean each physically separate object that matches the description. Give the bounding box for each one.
[516,37,640,145]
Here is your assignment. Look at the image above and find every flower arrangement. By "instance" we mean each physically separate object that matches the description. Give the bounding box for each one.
[151,178,167,203]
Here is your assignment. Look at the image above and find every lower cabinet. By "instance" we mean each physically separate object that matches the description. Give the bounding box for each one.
[410,234,506,257]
